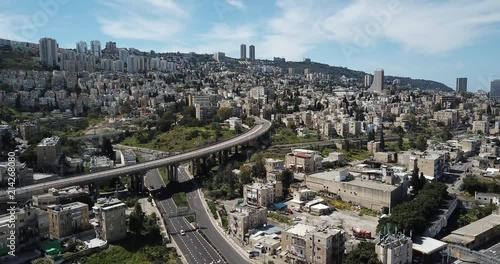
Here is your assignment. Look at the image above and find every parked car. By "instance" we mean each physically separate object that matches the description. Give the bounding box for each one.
[180,230,185,236]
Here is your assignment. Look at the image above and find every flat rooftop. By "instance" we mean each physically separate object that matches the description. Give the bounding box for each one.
[413,236,447,255]
[47,201,87,212]
[284,223,316,237]
[38,136,60,146]
[450,213,500,237]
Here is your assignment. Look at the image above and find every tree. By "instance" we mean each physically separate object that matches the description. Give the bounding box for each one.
[128,202,144,235]
[281,169,294,196]
[410,167,421,193]
[397,135,404,150]
[217,107,233,121]
[345,242,381,264]
[120,102,132,115]
[415,135,428,151]
[379,127,385,151]
[100,138,114,160]
[253,158,267,179]
[367,129,375,141]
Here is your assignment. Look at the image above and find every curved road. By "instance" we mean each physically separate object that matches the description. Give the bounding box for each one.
[0,119,271,199]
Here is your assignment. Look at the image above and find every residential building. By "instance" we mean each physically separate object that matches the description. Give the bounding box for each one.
[244,182,276,207]
[456,77,467,93]
[281,223,345,264]
[47,202,90,239]
[472,120,488,134]
[39,37,57,67]
[90,156,114,172]
[433,109,459,126]
[249,45,255,60]
[105,41,117,52]
[0,206,39,255]
[214,52,225,62]
[127,55,139,73]
[474,192,500,205]
[265,158,285,172]
[368,69,384,92]
[416,152,446,180]
[285,150,322,174]
[92,198,127,242]
[240,44,246,59]
[76,41,87,54]
[364,74,373,87]
[491,80,500,100]
[90,40,101,58]
[37,136,62,168]
[195,104,217,120]
[225,117,242,131]
[119,49,129,63]
[32,187,89,210]
[228,205,267,242]
[375,233,413,264]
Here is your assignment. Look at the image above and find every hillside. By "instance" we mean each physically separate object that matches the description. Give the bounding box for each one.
[278,61,453,92]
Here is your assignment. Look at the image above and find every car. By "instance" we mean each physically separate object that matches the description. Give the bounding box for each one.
[180,230,185,236]
[294,217,302,221]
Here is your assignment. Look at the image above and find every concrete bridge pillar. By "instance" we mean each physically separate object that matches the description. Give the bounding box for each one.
[223,149,229,161]
[89,183,100,202]
[168,165,179,182]
[234,145,239,154]
[218,151,223,165]
[131,173,144,192]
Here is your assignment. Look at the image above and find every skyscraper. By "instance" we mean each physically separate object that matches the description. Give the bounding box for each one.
[105,41,117,52]
[364,74,373,88]
[249,45,255,60]
[119,49,129,63]
[240,44,246,60]
[456,78,467,93]
[90,40,101,58]
[76,41,87,54]
[491,80,500,100]
[368,69,384,92]
[39,38,58,67]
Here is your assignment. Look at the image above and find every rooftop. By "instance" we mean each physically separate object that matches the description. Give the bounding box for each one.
[451,213,500,237]
[38,136,60,146]
[284,223,316,237]
[413,236,447,255]
[47,201,87,212]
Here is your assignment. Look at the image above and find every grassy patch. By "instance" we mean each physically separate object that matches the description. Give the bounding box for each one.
[341,150,372,161]
[171,192,188,208]
[268,212,293,225]
[158,167,169,185]
[207,201,218,219]
[122,126,237,152]
[272,127,319,145]
[0,50,42,71]
[79,244,180,264]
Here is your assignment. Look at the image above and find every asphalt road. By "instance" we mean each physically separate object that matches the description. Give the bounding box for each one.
[145,165,228,264]
[176,165,251,264]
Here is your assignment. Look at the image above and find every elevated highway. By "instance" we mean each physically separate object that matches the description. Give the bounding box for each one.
[0,119,271,201]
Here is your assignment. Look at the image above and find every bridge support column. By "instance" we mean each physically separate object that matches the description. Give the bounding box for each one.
[132,173,144,192]
[89,183,100,202]
[234,145,238,154]
[168,165,179,182]
[223,149,229,161]
[218,151,223,165]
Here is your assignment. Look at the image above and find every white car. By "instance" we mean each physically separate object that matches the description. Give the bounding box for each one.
[180,230,186,236]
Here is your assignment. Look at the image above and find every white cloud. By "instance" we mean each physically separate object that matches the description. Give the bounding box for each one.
[321,0,500,54]
[168,23,256,55]
[225,0,246,10]
[96,0,190,41]
[0,14,32,42]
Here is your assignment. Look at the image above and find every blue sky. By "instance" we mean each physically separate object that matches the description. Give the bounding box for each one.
[1,0,500,91]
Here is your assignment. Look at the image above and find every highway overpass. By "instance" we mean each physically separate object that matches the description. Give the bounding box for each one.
[0,119,272,201]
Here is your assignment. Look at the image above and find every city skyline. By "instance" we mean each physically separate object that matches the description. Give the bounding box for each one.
[1,0,500,91]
